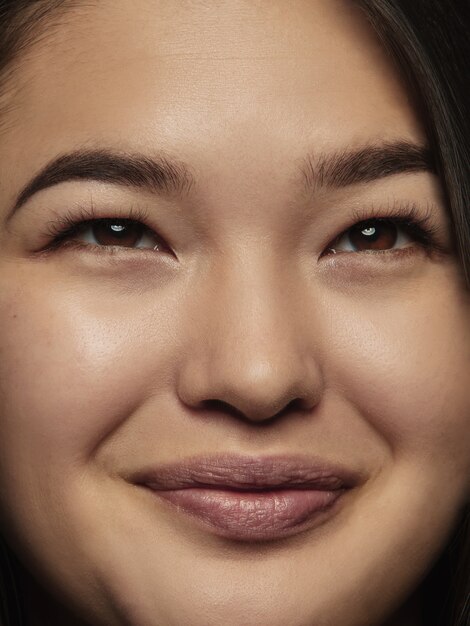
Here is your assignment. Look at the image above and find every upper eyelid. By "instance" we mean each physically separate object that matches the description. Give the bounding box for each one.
[42,204,153,238]
[38,199,444,249]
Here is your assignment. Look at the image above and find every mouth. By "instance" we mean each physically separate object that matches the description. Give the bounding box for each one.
[131,454,361,542]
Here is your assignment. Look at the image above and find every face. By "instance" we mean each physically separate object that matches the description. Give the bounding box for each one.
[0,1,469,625]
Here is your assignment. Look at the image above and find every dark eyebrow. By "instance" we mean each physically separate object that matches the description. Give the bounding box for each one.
[8,140,434,221]
[7,149,196,220]
[299,140,435,193]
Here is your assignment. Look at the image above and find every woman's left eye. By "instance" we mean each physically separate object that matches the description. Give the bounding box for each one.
[323,218,416,255]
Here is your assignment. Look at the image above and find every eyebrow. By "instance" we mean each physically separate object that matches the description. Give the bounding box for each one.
[7,140,434,220]
[7,149,196,220]
[300,140,434,194]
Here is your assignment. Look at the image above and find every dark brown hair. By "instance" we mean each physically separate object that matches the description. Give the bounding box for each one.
[0,1,468,625]
[354,3,469,624]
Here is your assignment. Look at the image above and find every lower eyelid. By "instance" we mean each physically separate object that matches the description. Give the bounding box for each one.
[319,246,423,272]
[36,238,154,259]
[322,245,413,258]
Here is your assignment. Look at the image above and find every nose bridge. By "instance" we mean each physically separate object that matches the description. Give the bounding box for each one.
[214,251,296,356]
[177,249,324,422]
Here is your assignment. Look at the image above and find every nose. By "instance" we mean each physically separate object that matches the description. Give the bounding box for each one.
[176,257,324,424]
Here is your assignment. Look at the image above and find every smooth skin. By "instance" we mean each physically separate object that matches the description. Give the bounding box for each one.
[0,1,469,625]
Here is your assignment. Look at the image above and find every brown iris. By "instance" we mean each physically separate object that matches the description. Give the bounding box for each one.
[347,220,398,251]
[90,219,146,247]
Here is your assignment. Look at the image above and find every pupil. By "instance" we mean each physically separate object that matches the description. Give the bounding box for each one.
[93,220,143,246]
[349,220,397,251]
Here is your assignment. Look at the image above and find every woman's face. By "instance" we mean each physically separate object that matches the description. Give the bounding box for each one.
[0,1,469,625]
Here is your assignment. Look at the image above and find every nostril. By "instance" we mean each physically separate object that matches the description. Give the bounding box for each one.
[202,399,247,420]
[284,397,304,412]
[200,397,305,424]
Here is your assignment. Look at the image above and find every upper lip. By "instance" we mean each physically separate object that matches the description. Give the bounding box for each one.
[131,454,362,491]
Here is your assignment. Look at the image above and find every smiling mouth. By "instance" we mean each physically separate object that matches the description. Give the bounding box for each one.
[131,453,361,541]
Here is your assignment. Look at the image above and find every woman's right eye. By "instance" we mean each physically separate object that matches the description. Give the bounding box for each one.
[44,216,171,254]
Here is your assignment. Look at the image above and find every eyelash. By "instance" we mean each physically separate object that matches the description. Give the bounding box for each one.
[41,205,157,255]
[39,202,445,259]
[327,203,445,258]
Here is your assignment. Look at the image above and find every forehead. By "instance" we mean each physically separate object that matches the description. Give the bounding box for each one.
[3,0,425,174]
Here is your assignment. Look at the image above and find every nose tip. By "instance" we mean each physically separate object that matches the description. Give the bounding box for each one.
[177,347,323,424]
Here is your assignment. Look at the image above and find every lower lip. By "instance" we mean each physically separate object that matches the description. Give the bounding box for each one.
[146,487,346,541]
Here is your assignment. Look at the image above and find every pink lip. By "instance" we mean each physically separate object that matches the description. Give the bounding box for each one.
[131,454,361,541]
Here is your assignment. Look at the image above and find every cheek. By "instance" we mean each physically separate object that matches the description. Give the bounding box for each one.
[0,275,180,478]
[326,278,470,478]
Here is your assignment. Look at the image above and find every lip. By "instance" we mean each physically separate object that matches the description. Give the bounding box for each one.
[131,454,361,541]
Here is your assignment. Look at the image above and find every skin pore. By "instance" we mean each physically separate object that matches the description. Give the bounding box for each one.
[0,1,469,625]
